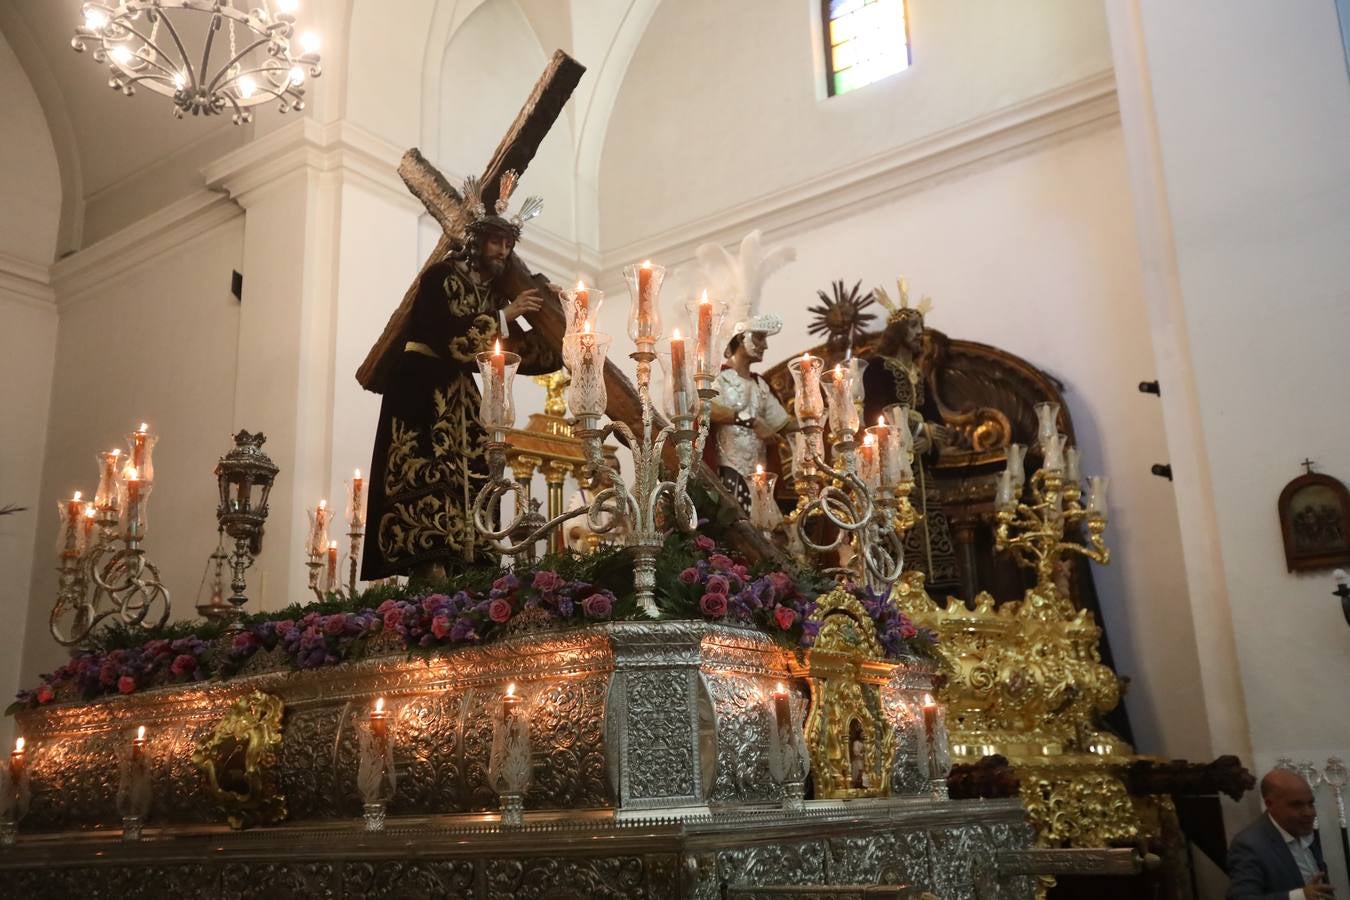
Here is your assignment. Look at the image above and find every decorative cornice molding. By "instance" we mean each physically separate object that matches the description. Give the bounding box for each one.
[0,251,56,311]
[50,190,242,308]
[202,118,420,213]
[597,70,1121,286]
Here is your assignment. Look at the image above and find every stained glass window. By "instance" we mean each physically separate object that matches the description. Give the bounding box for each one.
[823,0,911,97]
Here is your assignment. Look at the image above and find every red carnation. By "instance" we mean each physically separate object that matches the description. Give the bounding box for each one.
[35,684,54,704]
[117,675,136,695]
[773,606,798,630]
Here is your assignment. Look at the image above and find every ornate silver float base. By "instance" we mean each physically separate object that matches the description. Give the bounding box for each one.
[499,791,524,827]
[0,821,14,848]
[0,799,1035,900]
[120,815,142,842]
[361,802,385,833]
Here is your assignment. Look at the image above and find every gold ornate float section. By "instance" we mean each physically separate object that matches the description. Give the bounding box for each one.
[11,618,952,835]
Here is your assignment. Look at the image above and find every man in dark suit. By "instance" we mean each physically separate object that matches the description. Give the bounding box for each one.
[1227,768,1333,899]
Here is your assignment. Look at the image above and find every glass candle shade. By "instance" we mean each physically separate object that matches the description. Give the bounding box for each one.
[1087,475,1109,519]
[788,354,825,424]
[1042,432,1066,473]
[1034,402,1060,452]
[748,465,780,531]
[994,470,1016,513]
[489,684,532,798]
[95,450,123,515]
[306,500,330,559]
[1007,443,1027,488]
[867,421,907,488]
[57,492,90,559]
[656,343,699,420]
[858,433,880,490]
[791,430,825,481]
[2,738,31,827]
[623,260,666,345]
[686,292,729,379]
[560,282,605,336]
[117,470,152,541]
[822,364,859,437]
[116,727,152,826]
[358,699,397,807]
[1065,446,1081,486]
[124,425,158,485]
[346,471,366,529]
[476,345,522,432]
[563,329,611,418]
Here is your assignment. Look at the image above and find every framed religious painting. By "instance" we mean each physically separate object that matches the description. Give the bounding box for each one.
[1277,471,1350,571]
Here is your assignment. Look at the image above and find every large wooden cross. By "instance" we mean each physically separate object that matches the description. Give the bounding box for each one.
[357,50,780,563]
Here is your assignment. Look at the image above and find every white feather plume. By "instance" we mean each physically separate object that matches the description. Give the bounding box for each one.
[696,229,796,329]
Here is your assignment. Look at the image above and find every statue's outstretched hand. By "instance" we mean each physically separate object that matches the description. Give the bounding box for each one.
[503,288,543,322]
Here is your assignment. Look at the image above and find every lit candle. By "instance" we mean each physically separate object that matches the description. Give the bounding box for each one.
[669,328,690,417]
[95,449,122,515]
[132,725,146,763]
[867,417,904,488]
[922,693,940,780]
[349,469,365,528]
[696,290,713,376]
[308,499,329,558]
[771,682,791,733]
[326,540,338,590]
[823,363,858,436]
[858,432,879,489]
[122,467,146,540]
[491,338,506,424]
[9,737,24,789]
[80,503,98,548]
[129,423,150,472]
[790,353,824,423]
[502,682,521,721]
[564,321,611,419]
[637,261,654,340]
[58,491,86,559]
[370,696,389,741]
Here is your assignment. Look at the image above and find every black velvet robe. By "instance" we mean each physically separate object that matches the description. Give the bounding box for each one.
[362,256,561,579]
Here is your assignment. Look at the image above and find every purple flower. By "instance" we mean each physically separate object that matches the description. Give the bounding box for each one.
[581,593,613,618]
[450,619,479,642]
[678,567,700,585]
[556,596,575,617]
[699,592,728,618]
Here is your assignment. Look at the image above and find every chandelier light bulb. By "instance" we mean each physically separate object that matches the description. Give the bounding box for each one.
[173,71,186,90]
[238,75,257,98]
[289,65,305,86]
[299,31,320,55]
[110,45,132,66]
[84,9,109,30]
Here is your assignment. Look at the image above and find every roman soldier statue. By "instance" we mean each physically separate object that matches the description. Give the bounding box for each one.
[697,230,797,513]
[362,173,562,580]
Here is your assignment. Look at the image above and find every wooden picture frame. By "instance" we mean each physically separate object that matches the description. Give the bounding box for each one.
[1277,472,1350,572]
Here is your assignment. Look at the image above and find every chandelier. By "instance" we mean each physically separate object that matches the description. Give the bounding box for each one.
[71,1,322,124]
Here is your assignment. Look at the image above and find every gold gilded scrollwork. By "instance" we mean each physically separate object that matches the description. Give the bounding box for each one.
[799,587,893,799]
[192,690,287,829]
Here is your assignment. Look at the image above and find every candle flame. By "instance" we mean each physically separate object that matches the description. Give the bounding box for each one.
[774,681,785,695]
[374,697,385,714]
[576,279,586,291]
[354,468,361,479]
[14,738,24,753]
[878,416,887,428]
[136,725,145,741]
[505,682,517,698]
[72,490,82,501]
[863,433,875,447]
[699,289,710,305]
[138,423,148,433]
[126,466,139,481]
[318,499,327,510]
[328,540,338,550]
[84,505,97,519]
[110,449,121,457]
[922,693,936,708]
[582,319,592,334]
[640,259,652,270]
[755,464,765,476]
[493,339,503,355]
[834,363,843,377]
[672,327,682,341]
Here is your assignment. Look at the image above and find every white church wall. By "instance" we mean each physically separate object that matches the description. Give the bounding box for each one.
[0,26,61,744]
[599,0,1115,251]
[19,214,245,692]
[1122,0,1350,783]
[591,123,1206,760]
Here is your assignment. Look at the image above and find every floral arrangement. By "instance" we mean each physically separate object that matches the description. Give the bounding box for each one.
[11,537,935,713]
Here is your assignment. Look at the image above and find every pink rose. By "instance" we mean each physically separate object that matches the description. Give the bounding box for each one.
[170,653,197,676]
[117,675,136,694]
[488,598,513,623]
[773,606,798,630]
[274,619,296,636]
[581,593,613,618]
[705,574,730,595]
[767,571,793,597]
[699,592,728,618]
[231,632,257,651]
[532,570,564,592]
[678,567,700,585]
[708,554,734,572]
[376,599,398,615]
[323,614,347,636]
[695,535,716,552]
[431,615,452,639]
[383,610,402,632]
[732,564,749,581]
[35,684,54,704]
